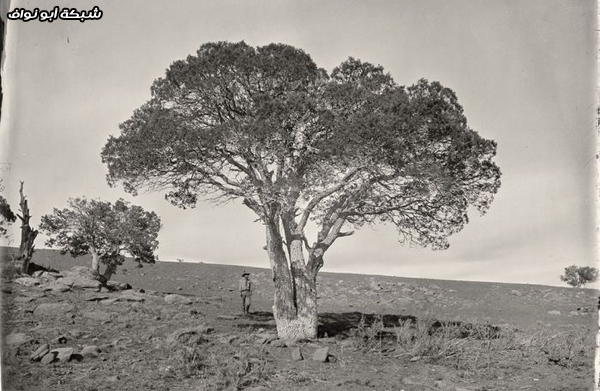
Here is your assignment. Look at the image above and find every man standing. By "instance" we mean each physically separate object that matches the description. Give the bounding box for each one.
[239,271,252,315]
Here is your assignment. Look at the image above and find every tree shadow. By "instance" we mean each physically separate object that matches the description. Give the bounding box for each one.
[233,311,502,339]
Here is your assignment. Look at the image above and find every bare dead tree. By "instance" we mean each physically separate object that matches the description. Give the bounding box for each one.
[17,181,38,274]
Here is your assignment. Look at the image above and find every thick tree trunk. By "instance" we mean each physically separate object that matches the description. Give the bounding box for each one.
[90,249,100,274]
[266,221,319,340]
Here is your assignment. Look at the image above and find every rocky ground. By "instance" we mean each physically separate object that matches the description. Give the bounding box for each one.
[1,249,598,390]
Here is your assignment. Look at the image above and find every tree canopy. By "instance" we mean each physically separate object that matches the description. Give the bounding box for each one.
[102,41,501,257]
[560,265,599,288]
[39,198,161,277]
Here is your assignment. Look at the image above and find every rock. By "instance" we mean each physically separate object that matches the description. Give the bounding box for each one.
[81,345,100,358]
[50,335,68,344]
[548,310,561,316]
[269,339,287,348]
[68,329,83,338]
[52,347,74,362]
[108,281,131,291]
[312,347,329,362]
[291,347,303,361]
[41,351,57,364]
[84,294,110,301]
[30,344,50,361]
[5,333,33,346]
[164,294,193,304]
[118,292,145,302]
[409,356,423,362]
[100,298,120,305]
[166,325,213,348]
[511,290,522,296]
[569,311,579,316]
[82,311,112,322]
[14,277,40,287]
[434,379,451,388]
[40,281,72,292]
[14,296,36,303]
[106,375,119,382]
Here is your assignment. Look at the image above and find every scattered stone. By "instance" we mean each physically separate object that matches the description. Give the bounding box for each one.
[434,379,451,388]
[108,281,131,291]
[82,311,112,322]
[511,290,522,296]
[84,294,110,302]
[568,311,579,316]
[548,310,561,316]
[166,325,213,348]
[409,356,423,362]
[81,345,100,358]
[41,351,57,364]
[50,335,68,344]
[164,294,193,305]
[30,344,50,361]
[312,347,329,362]
[269,339,287,348]
[33,303,75,317]
[291,347,303,361]
[217,315,237,320]
[5,333,33,346]
[68,329,83,338]
[100,298,120,305]
[14,296,36,303]
[52,347,74,362]
[40,281,72,292]
[118,292,145,302]
[106,375,119,382]
[14,277,40,287]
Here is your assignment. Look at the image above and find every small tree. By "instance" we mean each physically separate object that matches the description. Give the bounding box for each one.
[0,179,16,238]
[39,197,161,281]
[560,265,599,288]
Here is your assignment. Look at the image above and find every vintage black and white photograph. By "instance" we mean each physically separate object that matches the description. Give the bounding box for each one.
[0,1,597,390]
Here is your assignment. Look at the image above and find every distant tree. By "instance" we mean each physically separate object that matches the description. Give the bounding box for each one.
[0,179,16,238]
[101,41,501,339]
[560,265,599,288]
[39,197,161,281]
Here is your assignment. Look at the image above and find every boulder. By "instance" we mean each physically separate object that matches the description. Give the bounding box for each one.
[41,351,57,365]
[164,294,192,305]
[108,281,131,291]
[166,325,213,348]
[33,303,74,317]
[118,292,145,302]
[548,310,561,316]
[30,344,50,361]
[51,347,74,362]
[291,347,303,361]
[5,333,33,346]
[14,277,41,287]
[81,345,100,358]
[312,347,329,362]
[82,311,112,322]
[41,281,72,292]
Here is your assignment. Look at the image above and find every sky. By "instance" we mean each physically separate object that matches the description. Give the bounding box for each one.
[0,0,597,287]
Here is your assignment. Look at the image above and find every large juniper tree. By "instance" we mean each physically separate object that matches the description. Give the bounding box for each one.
[102,41,501,339]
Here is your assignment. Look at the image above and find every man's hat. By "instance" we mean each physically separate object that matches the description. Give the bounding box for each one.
[242,271,250,276]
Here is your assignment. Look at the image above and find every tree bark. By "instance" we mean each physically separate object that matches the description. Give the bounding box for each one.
[90,248,100,274]
[17,182,38,274]
[266,219,319,340]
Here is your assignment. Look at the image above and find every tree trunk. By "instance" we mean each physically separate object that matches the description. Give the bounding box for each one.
[17,182,38,274]
[90,249,100,274]
[266,220,319,340]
